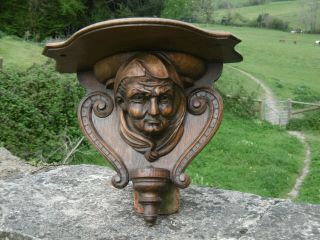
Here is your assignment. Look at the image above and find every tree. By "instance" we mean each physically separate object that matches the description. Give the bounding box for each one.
[161,0,194,21]
[0,0,166,40]
[300,0,320,33]
[161,0,215,23]
[198,0,215,23]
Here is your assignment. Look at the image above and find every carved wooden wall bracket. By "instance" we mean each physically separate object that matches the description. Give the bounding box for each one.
[43,18,242,226]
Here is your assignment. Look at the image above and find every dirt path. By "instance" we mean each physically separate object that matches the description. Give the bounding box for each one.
[227,66,311,200]
[287,131,312,200]
[226,65,281,125]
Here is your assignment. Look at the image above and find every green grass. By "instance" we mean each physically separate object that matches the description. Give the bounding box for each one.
[215,0,320,30]
[70,143,109,167]
[186,112,304,198]
[297,131,320,203]
[217,65,263,97]
[200,24,320,101]
[0,36,46,70]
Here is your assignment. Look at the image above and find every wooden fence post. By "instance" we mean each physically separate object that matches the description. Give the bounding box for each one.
[287,99,292,121]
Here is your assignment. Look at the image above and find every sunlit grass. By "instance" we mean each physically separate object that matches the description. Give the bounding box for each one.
[297,131,320,204]
[200,24,320,100]
[187,112,304,198]
[0,36,46,70]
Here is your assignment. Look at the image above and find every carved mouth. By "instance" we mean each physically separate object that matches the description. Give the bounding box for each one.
[145,120,161,125]
[144,117,161,125]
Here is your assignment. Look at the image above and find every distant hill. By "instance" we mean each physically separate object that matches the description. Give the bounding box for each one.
[214,0,320,31]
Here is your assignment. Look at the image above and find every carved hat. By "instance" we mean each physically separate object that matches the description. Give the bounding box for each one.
[94,52,206,90]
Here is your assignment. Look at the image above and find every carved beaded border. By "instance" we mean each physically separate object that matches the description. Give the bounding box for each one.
[78,91,129,188]
[172,88,223,188]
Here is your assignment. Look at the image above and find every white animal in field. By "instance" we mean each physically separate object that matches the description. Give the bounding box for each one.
[315,40,320,45]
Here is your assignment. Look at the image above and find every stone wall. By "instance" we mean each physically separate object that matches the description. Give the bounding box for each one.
[1,148,320,240]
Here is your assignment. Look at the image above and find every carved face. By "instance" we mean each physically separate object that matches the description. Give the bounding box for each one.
[124,78,175,136]
[114,53,186,161]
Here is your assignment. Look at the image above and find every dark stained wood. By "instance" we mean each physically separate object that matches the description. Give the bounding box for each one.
[43,18,242,226]
[76,55,224,224]
[43,18,242,73]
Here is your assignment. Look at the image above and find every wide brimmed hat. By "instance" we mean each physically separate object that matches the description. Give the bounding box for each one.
[43,18,242,73]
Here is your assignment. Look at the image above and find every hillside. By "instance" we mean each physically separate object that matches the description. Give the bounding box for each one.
[215,0,320,31]
[202,24,320,101]
[0,36,46,70]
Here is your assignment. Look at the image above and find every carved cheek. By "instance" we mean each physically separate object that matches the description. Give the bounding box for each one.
[159,103,173,117]
[128,103,146,119]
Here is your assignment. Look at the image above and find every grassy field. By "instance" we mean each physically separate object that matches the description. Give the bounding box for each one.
[187,112,304,198]
[214,0,320,30]
[0,36,46,70]
[200,24,320,101]
[297,131,320,204]
[216,65,263,97]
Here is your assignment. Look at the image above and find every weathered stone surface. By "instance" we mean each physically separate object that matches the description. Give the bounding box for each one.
[0,148,36,179]
[1,162,320,239]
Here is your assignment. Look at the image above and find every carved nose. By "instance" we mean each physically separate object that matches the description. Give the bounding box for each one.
[149,98,159,116]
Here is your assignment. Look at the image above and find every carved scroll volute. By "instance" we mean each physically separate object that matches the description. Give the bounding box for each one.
[77,90,129,189]
[172,88,224,188]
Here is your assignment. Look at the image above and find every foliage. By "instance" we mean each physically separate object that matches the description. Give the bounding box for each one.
[70,143,110,167]
[255,13,289,31]
[0,30,6,39]
[0,63,84,163]
[219,11,289,31]
[292,85,320,103]
[161,0,194,21]
[161,0,215,23]
[299,0,320,33]
[287,111,320,131]
[0,0,165,40]
[247,0,268,6]
[0,0,87,40]
[219,87,260,119]
[220,12,250,26]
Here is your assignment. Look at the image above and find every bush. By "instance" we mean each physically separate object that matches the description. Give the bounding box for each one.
[287,111,320,131]
[292,85,320,103]
[0,62,85,163]
[0,30,6,39]
[220,13,250,26]
[255,13,289,31]
[218,86,259,119]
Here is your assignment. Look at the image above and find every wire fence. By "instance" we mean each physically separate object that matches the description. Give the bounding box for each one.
[226,95,320,126]
[261,100,290,126]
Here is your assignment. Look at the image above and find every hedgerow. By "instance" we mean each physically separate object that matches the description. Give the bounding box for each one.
[0,62,84,163]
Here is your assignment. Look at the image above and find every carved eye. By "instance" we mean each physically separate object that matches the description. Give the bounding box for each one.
[130,94,146,103]
[159,95,171,104]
